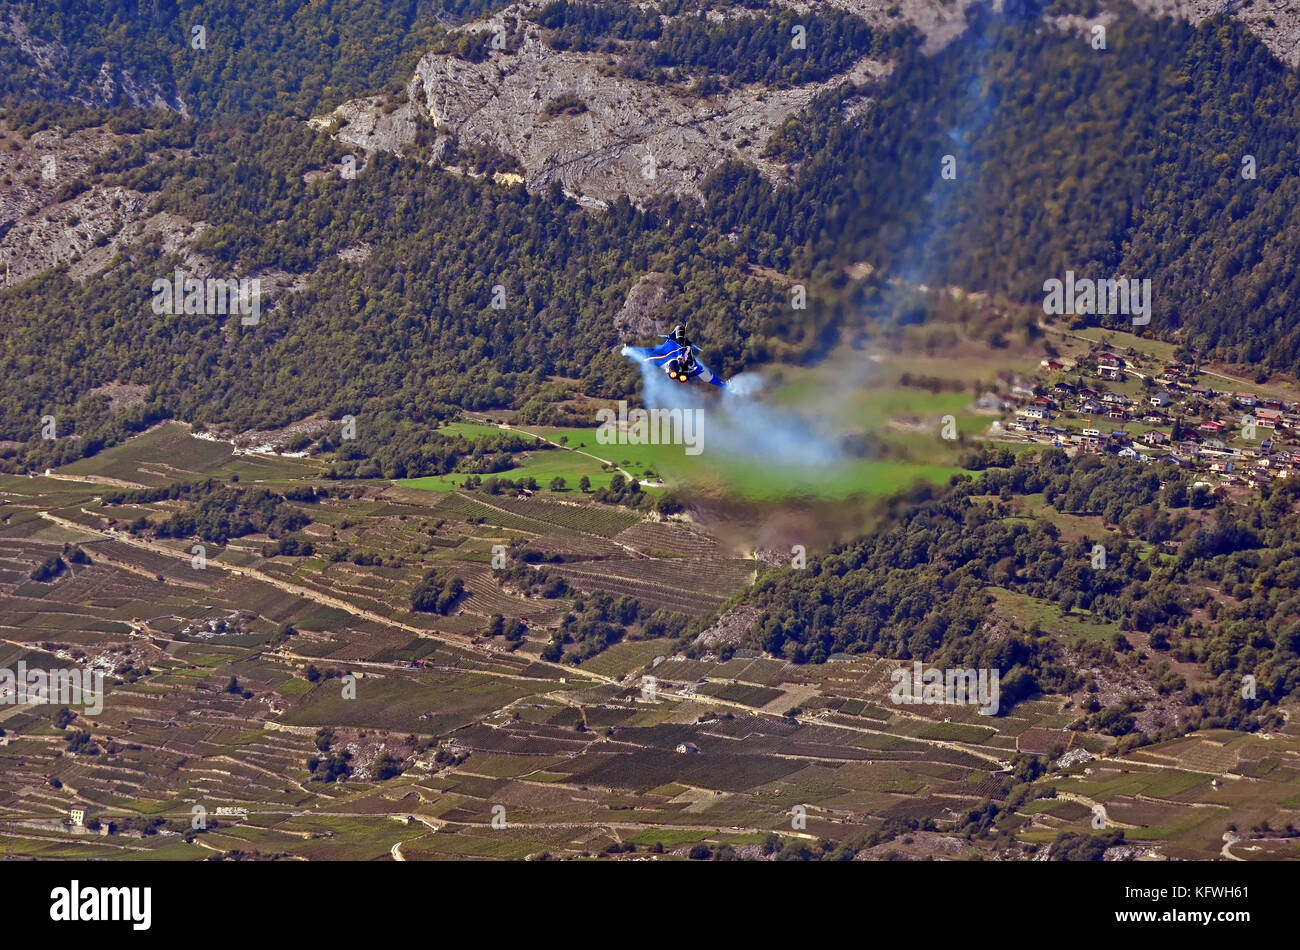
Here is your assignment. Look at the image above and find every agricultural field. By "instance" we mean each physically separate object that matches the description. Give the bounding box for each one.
[57,422,324,488]
[0,403,1295,863]
[513,423,966,502]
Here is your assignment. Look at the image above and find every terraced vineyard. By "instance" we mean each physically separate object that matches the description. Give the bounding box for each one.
[0,426,1296,863]
[615,521,723,557]
[432,493,556,534]
[553,557,756,616]
[471,495,643,538]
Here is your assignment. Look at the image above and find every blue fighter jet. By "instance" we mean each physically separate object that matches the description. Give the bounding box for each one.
[626,325,726,387]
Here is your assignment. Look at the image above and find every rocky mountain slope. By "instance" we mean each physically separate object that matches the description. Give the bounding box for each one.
[0,121,204,286]
[315,12,889,205]
[311,0,1300,209]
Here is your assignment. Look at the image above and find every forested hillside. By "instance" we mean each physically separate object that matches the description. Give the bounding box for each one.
[707,3,1300,372]
[0,106,839,471]
[739,449,1298,737]
[2,1,1300,466]
[0,0,507,117]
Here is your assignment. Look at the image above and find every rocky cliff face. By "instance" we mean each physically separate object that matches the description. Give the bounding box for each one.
[5,1,1299,291]
[614,272,670,339]
[311,0,1300,208]
[308,95,424,159]
[0,122,207,286]
[313,18,890,205]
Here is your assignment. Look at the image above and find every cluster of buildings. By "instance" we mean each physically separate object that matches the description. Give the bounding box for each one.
[982,352,1300,491]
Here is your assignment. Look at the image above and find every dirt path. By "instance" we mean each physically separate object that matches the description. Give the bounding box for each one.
[1055,791,1138,830]
[39,472,152,490]
[1220,838,1245,861]
[500,422,658,486]
[34,510,612,686]
[648,682,1010,767]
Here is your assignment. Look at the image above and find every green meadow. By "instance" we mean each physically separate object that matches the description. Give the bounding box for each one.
[398,346,997,502]
[396,438,614,493]
[514,424,965,501]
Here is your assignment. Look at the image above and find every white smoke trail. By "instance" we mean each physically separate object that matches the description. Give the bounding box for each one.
[622,348,846,470]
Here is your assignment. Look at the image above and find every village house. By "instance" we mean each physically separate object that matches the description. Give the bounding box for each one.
[1255,409,1281,429]
[1149,391,1173,407]
[1143,430,1169,445]
[1235,392,1257,407]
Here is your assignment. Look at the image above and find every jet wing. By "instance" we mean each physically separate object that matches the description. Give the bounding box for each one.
[625,336,725,385]
[625,337,684,365]
[689,358,726,387]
